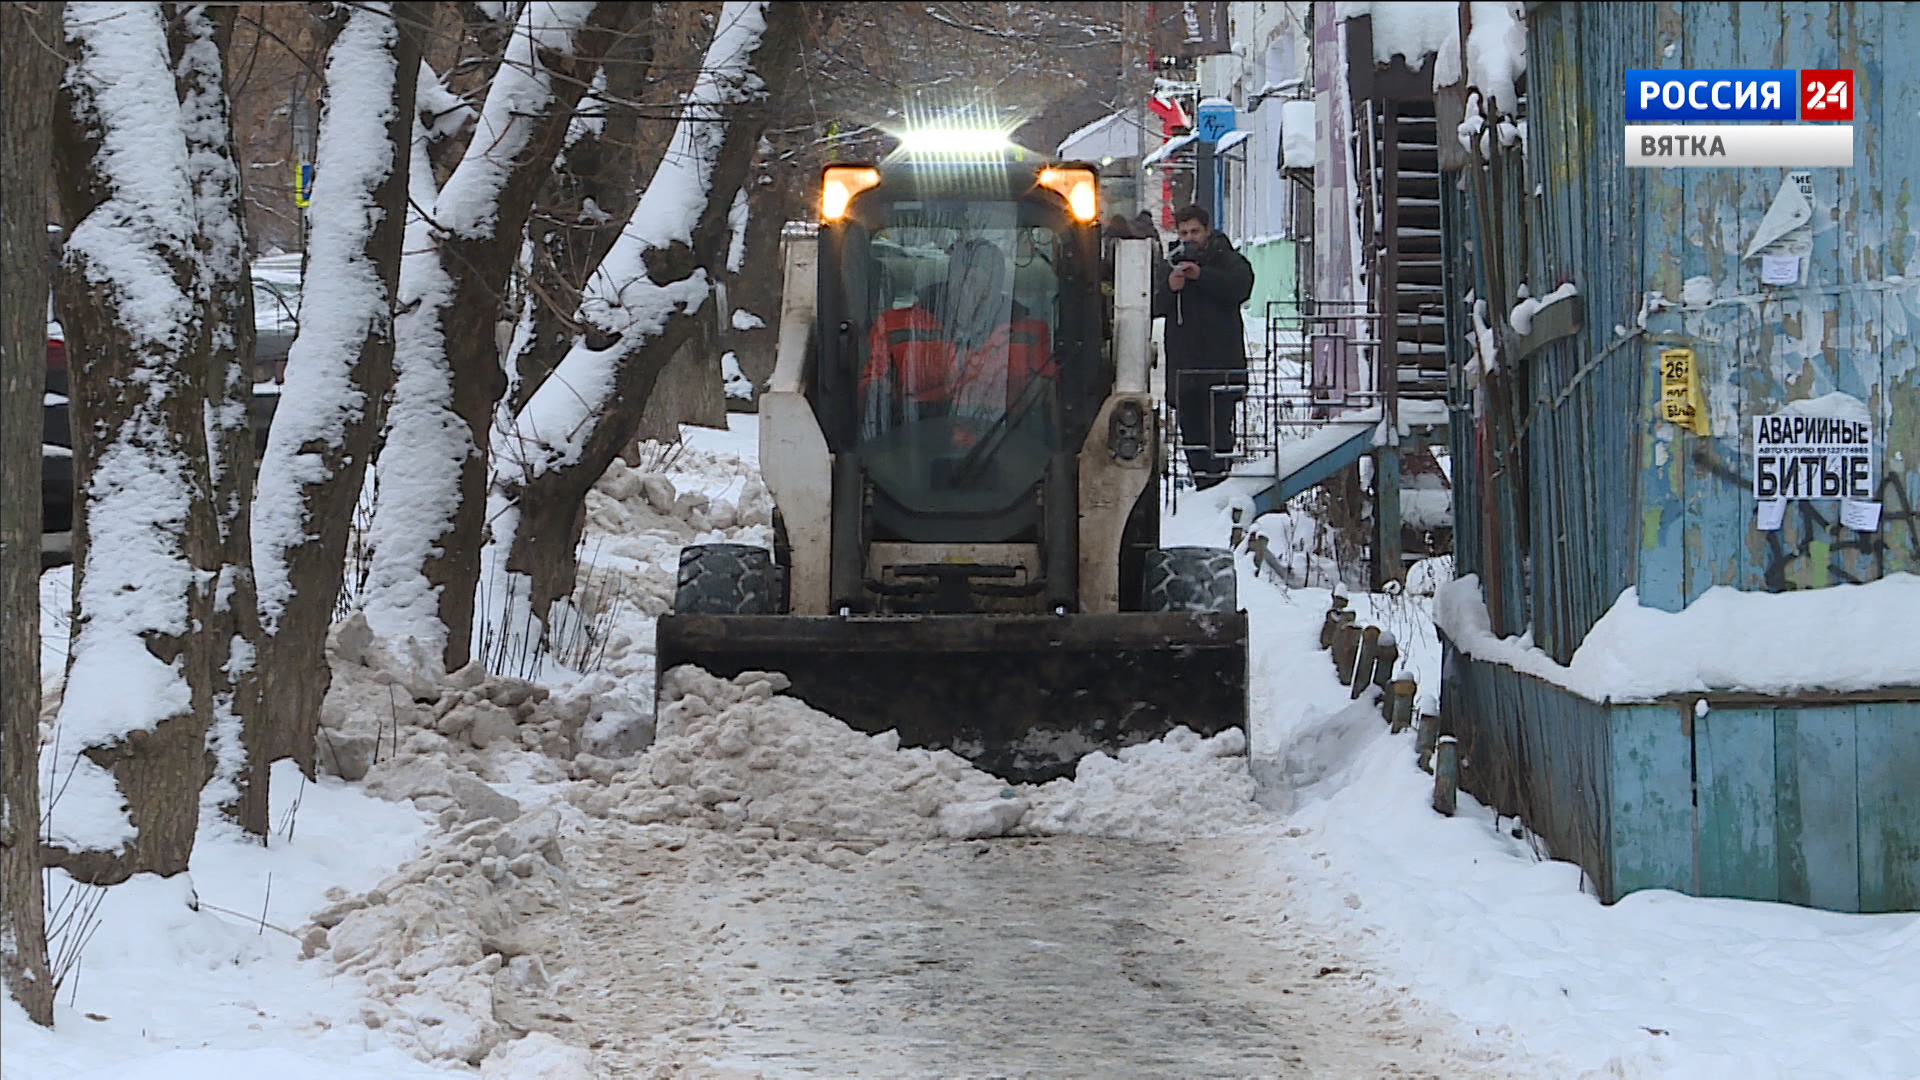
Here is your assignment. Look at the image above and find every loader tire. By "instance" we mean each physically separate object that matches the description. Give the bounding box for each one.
[1143,546,1237,614]
[674,544,776,615]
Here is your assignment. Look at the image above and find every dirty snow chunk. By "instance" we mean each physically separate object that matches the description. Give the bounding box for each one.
[731,307,765,331]
[1507,281,1577,335]
[1436,572,1920,701]
[593,666,1017,840]
[939,795,1029,840]
[482,1034,594,1080]
[1021,727,1263,842]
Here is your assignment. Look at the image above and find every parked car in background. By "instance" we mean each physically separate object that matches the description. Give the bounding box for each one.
[41,253,302,569]
[252,251,302,384]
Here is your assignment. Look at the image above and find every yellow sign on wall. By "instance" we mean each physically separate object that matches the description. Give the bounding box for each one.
[1658,347,1711,436]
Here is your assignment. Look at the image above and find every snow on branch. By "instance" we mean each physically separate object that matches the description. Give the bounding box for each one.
[436,2,597,239]
[504,0,771,478]
[418,59,477,141]
[253,3,405,629]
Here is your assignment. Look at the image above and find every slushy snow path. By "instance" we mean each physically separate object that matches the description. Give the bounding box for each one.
[519,825,1521,1079]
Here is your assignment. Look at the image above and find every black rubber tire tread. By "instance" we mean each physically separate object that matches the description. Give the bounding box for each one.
[1117,470,1162,612]
[1143,546,1238,613]
[674,543,776,615]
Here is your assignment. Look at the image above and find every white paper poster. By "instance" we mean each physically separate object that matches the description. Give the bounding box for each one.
[1760,255,1801,285]
[1756,498,1787,531]
[1840,498,1882,532]
[1753,413,1874,500]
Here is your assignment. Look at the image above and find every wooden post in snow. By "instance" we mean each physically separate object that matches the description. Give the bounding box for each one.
[1432,736,1459,816]
[1350,625,1381,699]
[1332,620,1361,685]
[1371,632,1399,697]
[1388,680,1417,733]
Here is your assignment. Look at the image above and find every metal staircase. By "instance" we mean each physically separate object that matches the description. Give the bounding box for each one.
[1375,98,1449,402]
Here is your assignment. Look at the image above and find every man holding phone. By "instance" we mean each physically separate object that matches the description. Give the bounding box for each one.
[1153,204,1255,490]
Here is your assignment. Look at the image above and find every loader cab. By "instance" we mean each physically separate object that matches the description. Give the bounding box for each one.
[655,149,1248,780]
[812,155,1108,611]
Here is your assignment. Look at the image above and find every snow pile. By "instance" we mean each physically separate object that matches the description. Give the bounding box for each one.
[2,761,446,1080]
[570,665,1267,846]
[1022,726,1263,841]
[305,802,574,1068]
[1436,572,1920,700]
[315,612,621,783]
[575,666,1028,841]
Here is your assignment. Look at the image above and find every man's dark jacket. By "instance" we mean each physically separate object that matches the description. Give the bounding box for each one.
[1152,231,1254,370]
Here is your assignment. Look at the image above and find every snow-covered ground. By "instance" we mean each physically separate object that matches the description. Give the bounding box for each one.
[11,415,1918,1079]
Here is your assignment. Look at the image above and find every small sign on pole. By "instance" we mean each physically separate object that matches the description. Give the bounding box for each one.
[293,161,314,210]
[1195,100,1237,143]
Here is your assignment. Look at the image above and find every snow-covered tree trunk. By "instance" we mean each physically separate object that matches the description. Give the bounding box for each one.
[46,1,219,885]
[492,0,807,616]
[359,1,638,673]
[252,2,424,778]
[506,12,656,416]
[168,3,268,837]
[0,0,61,1027]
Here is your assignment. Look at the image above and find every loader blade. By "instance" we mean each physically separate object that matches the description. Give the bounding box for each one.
[654,612,1249,783]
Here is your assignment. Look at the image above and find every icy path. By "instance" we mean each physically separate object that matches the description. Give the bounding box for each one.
[515,820,1520,1079]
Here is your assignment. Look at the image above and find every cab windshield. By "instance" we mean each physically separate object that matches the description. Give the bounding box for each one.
[841,198,1065,514]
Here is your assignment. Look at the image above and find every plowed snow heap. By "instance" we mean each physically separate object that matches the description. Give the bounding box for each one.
[580,665,1264,843]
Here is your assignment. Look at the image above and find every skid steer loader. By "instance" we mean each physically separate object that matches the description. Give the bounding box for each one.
[655,146,1248,782]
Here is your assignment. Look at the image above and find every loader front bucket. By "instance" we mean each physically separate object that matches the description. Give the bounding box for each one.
[654,611,1249,783]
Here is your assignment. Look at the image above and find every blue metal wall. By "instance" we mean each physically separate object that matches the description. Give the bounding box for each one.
[1447,643,1920,911]
[1450,1,1920,655]
[1634,2,1920,605]
[1438,1,1920,911]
